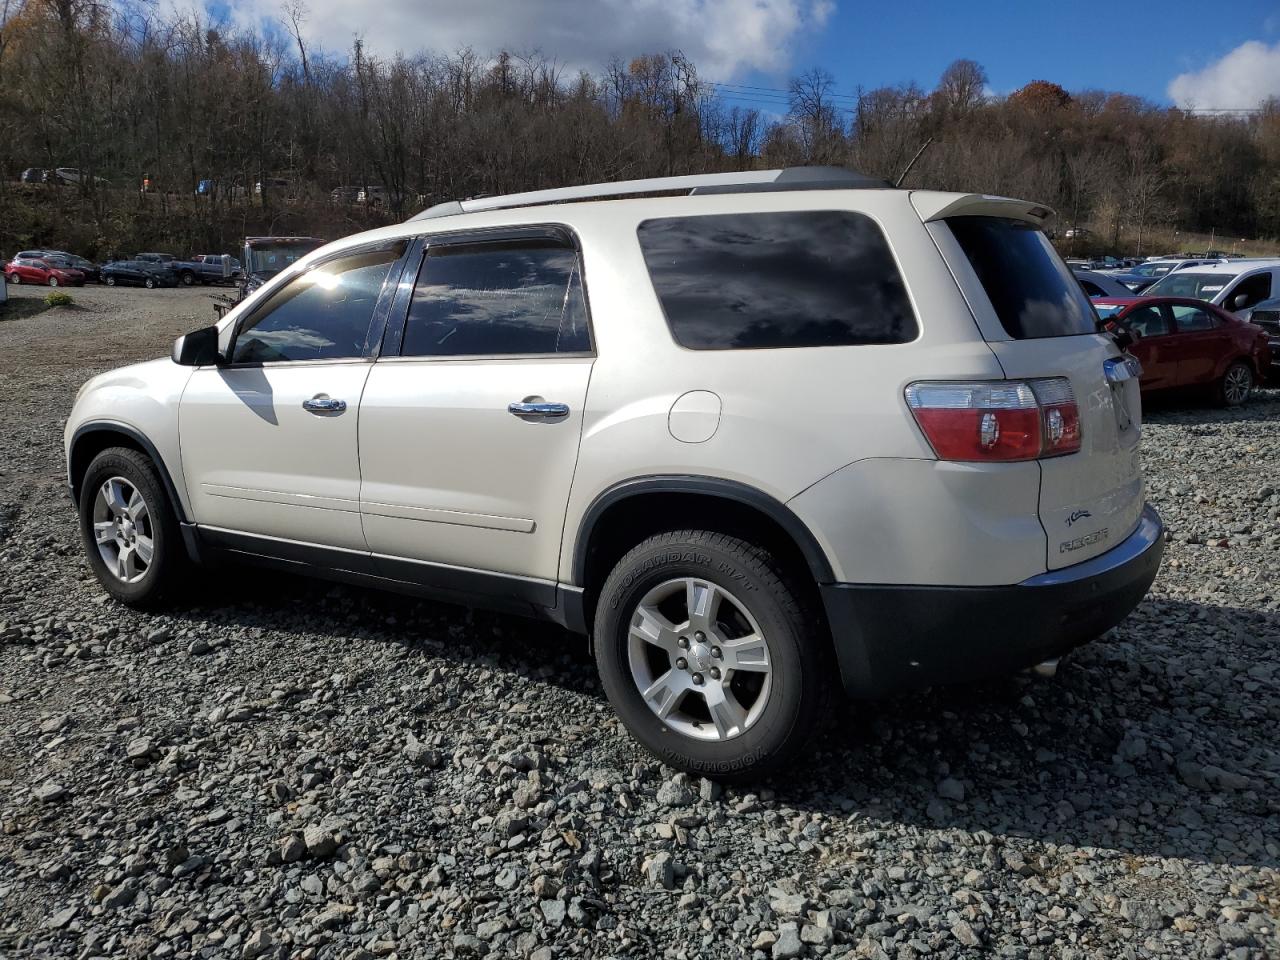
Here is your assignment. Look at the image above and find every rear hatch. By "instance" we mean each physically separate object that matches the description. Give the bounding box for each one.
[918,200,1144,569]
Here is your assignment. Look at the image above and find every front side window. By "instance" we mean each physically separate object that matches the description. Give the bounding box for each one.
[1224,273,1273,311]
[947,216,1096,339]
[231,244,404,363]
[1124,304,1170,338]
[401,240,590,357]
[637,211,917,350]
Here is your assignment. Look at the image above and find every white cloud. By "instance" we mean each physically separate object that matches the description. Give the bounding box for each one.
[1167,40,1280,110]
[221,0,834,79]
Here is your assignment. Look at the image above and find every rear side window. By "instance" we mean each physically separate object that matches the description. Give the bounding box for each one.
[402,241,591,357]
[1144,272,1229,301]
[947,216,1096,339]
[636,211,917,350]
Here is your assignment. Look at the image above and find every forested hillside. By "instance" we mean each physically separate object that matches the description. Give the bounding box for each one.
[2,0,1279,256]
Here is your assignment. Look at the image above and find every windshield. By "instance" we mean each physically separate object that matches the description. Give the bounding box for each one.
[248,243,322,278]
[947,216,1097,339]
[1144,272,1229,301]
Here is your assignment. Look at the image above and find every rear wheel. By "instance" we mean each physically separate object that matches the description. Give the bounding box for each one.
[47,275,59,287]
[105,275,116,286]
[594,530,831,780]
[78,447,186,606]
[1219,361,1253,407]
[144,277,156,289]
[180,271,195,286]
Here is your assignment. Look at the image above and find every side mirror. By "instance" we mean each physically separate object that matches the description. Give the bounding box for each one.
[1232,294,1249,310]
[172,325,222,366]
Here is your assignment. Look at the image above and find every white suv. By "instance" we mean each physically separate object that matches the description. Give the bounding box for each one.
[64,167,1164,777]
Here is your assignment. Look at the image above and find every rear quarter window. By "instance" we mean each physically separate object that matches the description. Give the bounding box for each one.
[947,216,1097,339]
[636,211,917,350]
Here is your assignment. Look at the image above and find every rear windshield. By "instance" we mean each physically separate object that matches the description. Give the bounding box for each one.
[637,211,917,350]
[1143,272,1228,301]
[1092,303,1125,318]
[948,216,1097,339]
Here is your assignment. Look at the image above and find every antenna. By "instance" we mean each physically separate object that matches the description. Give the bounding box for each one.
[895,137,935,188]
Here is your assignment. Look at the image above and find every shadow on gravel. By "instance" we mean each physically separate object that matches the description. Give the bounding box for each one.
[1142,387,1280,424]
[165,570,1279,872]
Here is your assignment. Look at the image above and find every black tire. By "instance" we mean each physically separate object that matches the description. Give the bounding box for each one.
[144,277,156,289]
[594,530,831,781]
[48,275,59,287]
[1218,361,1253,407]
[105,275,116,286]
[78,447,187,607]
[180,271,195,286]
[7,273,17,284]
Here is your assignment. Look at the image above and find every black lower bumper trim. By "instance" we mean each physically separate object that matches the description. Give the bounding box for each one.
[821,504,1165,698]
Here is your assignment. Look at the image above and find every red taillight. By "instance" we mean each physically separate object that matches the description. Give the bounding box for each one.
[905,379,1081,462]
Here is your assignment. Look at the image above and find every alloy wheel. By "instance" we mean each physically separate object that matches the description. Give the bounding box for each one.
[627,577,772,741]
[92,477,154,583]
[1225,365,1252,405]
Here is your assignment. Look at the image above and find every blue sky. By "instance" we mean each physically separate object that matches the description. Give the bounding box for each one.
[205,0,1280,112]
[782,0,1280,107]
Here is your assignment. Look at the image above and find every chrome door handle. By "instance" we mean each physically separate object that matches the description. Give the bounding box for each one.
[302,395,347,414]
[508,400,570,419]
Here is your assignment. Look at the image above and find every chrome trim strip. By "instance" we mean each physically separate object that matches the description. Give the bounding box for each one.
[1019,504,1162,588]
[202,484,360,513]
[361,501,535,533]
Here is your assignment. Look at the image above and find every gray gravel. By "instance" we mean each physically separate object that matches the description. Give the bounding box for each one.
[1,284,1279,959]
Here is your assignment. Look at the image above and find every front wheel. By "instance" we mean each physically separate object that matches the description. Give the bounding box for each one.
[144,277,156,289]
[78,447,186,606]
[48,276,59,287]
[1219,361,1253,407]
[105,275,116,286]
[6,273,16,284]
[594,530,831,780]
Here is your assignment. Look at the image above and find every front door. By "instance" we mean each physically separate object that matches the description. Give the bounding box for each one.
[1122,303,1177,390]
[180,242,407,552]
[1164,303,1228,386]
[358,231,594,587]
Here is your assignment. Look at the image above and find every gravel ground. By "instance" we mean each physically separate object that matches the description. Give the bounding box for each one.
[1,283,1278,960]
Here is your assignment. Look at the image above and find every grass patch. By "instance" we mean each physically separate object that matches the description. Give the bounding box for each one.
[44,290,74,308]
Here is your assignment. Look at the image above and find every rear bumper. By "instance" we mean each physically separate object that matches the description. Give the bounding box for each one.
[821,503,1164,698]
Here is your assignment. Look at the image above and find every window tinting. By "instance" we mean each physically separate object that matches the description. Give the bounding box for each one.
[1226,273,1273,310]
[231,244,403,363]
[947,216,1096,339]
[636,211,917,350]
[402,241,590,357]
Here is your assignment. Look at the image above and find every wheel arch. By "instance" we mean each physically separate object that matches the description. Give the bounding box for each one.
[572,476,835,629]
[69,422,189,524]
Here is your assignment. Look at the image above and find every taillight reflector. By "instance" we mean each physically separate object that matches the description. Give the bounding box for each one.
[905,379,1082,462]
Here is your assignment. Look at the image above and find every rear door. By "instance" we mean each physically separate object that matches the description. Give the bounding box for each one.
[926,211,1143,570]
[358,229,594,585]
[1164,303,1229,385]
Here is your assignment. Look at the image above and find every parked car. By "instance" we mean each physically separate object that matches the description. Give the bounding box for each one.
[5,256,85,286]
[36,251,101,283]
[1064,226,1091,239]
[1144,260,1280,315]
[330,185,360,204]
[64,167,1164,776]
[1108,258,1225,293]
[54,167,108,185]
[255,178,293,197]
[174,255,241,285]
[1073,269,1132,298]
[1240,297,1280,383]
[20,168,50,184]
[101,260,178,288]
[1092,296,1271,405]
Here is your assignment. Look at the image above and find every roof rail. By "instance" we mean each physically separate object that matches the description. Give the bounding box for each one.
[407,166,892,222]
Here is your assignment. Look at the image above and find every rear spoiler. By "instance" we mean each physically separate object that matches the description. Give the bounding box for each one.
[910,192,1056,227]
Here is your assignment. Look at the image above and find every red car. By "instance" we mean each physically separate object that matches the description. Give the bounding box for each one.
[4,256,86,287]
[1092,296,1271,407]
